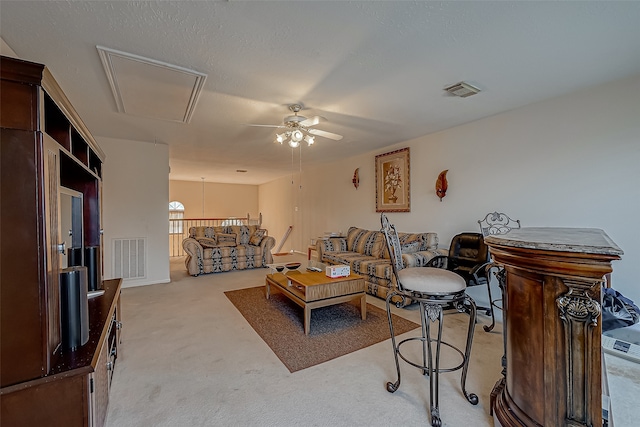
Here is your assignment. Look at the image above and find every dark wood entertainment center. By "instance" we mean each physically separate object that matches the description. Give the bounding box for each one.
[1,55,122,426]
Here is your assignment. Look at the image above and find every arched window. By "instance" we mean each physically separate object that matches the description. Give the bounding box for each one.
[169,201,185,234]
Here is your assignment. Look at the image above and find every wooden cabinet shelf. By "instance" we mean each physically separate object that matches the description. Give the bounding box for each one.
[1,55,115,427]
[71,128,89,166]
[89,149,102,178]
[44,92,72,151]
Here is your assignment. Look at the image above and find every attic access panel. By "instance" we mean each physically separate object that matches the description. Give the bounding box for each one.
[97,46,206,123]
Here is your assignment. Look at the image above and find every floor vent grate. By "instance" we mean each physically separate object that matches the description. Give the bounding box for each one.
[113,238,146,280]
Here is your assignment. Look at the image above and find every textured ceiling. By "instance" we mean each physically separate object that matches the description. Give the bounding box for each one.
[2,1,640,184]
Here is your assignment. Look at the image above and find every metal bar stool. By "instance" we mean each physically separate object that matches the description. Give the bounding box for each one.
[381,214,478,426]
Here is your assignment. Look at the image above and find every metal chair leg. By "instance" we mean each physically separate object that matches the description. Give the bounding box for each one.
[385,292,478,426]
[385,293,402,393]
[420,301,429,376]
[426,303,443,427]
[461,296,479,404]
[483,278,497,332]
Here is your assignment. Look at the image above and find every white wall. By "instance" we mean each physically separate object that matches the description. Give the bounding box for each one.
[101,137,170,287]
[259,177,297,253]
[1,37,18,58]
[259,74,640,304]
[169,180,258,220]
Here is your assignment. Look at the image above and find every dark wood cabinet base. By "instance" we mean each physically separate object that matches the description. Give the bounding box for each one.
[485,228,622,427]
[1,279,122,427]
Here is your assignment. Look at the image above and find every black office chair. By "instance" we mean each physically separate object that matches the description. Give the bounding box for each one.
[443,233,495,330]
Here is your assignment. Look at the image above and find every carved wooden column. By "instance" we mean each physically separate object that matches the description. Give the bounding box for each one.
[485,228,622,427]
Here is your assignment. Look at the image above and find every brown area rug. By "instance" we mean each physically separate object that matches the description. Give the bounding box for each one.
[225,286,419,372]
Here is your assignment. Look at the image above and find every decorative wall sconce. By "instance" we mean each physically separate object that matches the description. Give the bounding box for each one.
[435,169,448,201]
[352,168,360,189]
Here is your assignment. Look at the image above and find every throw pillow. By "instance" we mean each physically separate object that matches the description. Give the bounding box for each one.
[217,233,236,247]
[204,227,216,239]
[190,227,207,239]
[197,237,218,248]
[249,229,267,246]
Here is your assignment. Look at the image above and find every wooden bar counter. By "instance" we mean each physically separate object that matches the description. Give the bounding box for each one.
[484,228,622,427]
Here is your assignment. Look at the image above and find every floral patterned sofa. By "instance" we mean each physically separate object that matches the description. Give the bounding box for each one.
[182,225,275,276]
[317,226,447,305]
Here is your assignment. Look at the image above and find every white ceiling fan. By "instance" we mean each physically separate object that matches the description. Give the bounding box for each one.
[246,104,343,147]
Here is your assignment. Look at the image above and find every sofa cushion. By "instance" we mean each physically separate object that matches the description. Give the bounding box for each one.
[249,229,267,246]
[188,226,217,239]
[346,227,386,258]
[202,245,263,272]
[402,249,448,268]
[380,232,440,259]
[217,233,236,247]
[401,241,421,254]
[196,237,218,248]
[319,237,348,253]
[323,251,393,282]
[226,225,258,245]
[190,227,205,239]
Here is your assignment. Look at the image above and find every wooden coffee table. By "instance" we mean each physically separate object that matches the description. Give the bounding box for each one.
[265,268,366,335]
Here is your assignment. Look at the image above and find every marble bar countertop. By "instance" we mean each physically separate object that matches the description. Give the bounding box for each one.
[484,227,623,256]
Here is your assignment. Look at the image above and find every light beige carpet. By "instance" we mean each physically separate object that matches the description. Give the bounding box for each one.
[105,255,639,426]
[225,286,419,372]
[106,255,506,426]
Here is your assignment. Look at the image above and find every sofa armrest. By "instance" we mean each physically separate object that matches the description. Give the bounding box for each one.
[260,236,276,265]
[182,238,204,276]
[316,237,348,262]
[402,249,448,268]
[316,240,325,261]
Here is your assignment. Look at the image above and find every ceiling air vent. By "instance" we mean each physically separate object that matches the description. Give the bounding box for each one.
[444,81,481,98]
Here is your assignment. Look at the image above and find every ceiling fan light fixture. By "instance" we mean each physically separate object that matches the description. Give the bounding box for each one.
[291,129,304,142]
[304,135,315,146]
[248,103,343,147]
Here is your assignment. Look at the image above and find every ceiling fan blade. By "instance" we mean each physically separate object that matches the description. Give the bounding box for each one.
[244,124,286,129]
[300,115,327,127]
[308,128,343,141]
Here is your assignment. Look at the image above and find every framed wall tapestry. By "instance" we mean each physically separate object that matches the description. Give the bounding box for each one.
[375,147,410,212]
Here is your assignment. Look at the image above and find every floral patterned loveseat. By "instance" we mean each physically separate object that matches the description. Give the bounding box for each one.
[182,225,275,276]
[317,226,447,305]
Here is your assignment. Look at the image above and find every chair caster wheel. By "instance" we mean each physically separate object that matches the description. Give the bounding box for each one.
[386,381,398,393]
[430,415,441,427]
[467,393,479,405]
